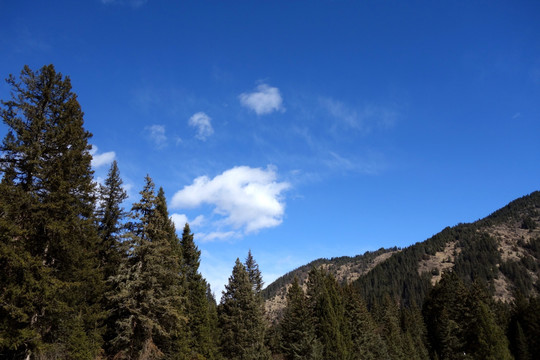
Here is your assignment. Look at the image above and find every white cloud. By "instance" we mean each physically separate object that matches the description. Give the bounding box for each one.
[239,84,284,115]
[170,213,205,230]
[198,231,238,243]
[189,112,214,140]
[90,145,116,168]
[171,166,290,235]
[146,124,167,148]
[170,213,188,230]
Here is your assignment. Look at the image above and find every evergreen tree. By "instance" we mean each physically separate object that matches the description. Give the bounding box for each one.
[342,285,388,360]
[156,187,182,258]
[378,295,406,360]
[400,303,430,360]
[423,272,512,360]
[280,277,322,360]
[181,223,219,359]
[96,160,128,280]
[108,176,186,359]
[306,267,350,359]
[246,249,264,294]
[219,258,271,360]
[0,64,104,358]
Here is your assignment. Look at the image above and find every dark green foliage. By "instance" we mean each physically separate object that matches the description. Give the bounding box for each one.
[280,277,322,360]
[521,216,537,230]
[400,303,430,360]
[342,285,389,360]
[263,247,393,301]
[246,249,264,294]
[508,294,540,359]
[0,65,104,359]
[181,223,220,359]
[96,160,128,280]
[500,260,534,296]
[108,176,187,359]
[306,268,350,360]
[453,232,501,285]
[479,191,540,227]
[423,272,512,360]
[219,257,271,360]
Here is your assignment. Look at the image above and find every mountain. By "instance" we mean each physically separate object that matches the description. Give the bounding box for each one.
[264,191,540,318]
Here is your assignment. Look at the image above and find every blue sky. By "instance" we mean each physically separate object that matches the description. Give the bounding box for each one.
[1,0,539,296]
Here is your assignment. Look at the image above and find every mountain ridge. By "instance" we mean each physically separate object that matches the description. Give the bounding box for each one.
[264,191,540,319]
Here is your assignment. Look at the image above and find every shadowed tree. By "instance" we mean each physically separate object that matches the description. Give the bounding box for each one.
[219,257,271,360]
[108,176,187,359]
[181,223,219,359]
[0,64,104,359]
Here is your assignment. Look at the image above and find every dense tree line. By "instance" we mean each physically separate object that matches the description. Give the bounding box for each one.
[0,65,263,359]
[1,65,540,359]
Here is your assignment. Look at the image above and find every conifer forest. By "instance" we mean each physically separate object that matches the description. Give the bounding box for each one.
[1,65,540,360]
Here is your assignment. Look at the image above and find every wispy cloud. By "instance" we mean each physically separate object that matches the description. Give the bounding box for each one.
[145,124,167,148]
[239,84,284,115]
[319,97,397,132]
[171,166,290,237]
[90,145,116,168]
[198,231,238,243]
[325,151,385,175]
[189,112,214,140]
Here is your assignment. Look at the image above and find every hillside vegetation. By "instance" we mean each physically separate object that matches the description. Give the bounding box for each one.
[265,191,540,315]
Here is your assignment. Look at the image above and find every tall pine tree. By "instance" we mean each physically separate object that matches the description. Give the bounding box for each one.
[280,276,322,360]
[219,257,271,360]
[0,64,104,359]
[181,223,219,359]
[96,160,128,280]
[108,176,187,359]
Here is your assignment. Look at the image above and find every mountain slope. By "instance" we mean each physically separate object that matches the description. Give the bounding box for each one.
[264,191,540,317]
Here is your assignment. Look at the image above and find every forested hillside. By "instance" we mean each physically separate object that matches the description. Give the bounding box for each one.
[1,65,539,359]
[265,192,540,310]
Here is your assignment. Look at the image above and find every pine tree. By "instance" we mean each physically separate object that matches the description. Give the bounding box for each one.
[96,160,128,281]
[378,295,406,360]
[306,267,350,359]
[108,176,186,359]
[246,249,264,294]
[181,223,219,359]
[280,276,322,360]
[0,64,104,358]
[219,258,271,360]
[400,303,429,360]
[342,285,388,360]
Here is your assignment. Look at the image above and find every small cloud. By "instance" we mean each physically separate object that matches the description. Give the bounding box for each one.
[90,145,116,168]
[170,213,205,230]
[170,213,188,230]
[171,165,290,235]
[145,124,167,148]
[512,112,521,119]
[198,231,238,243]
[239,84,284,115]
[189,112,214,140]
